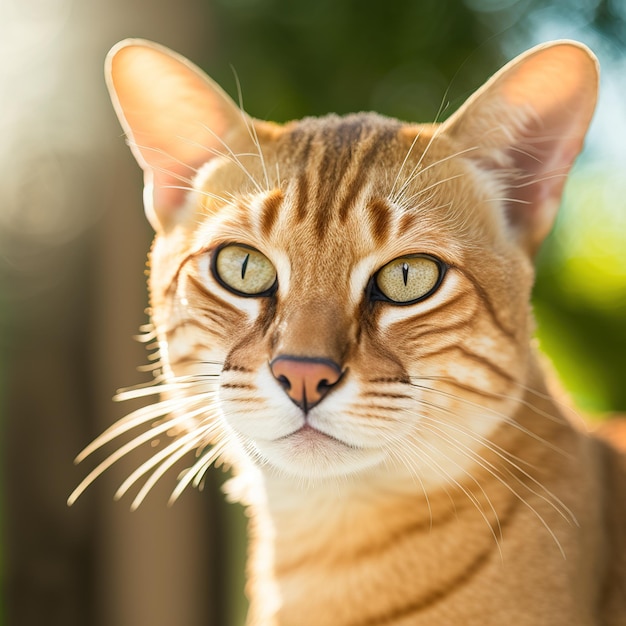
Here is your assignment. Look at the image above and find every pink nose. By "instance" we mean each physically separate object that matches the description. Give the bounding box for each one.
[270,356,342,411]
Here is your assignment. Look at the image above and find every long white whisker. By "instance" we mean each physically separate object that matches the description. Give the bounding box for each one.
[114,409,220,501]
[68,411,197,506]
[420,414,577,529]
[115,377,217,402]
[410,380,570,458]
[378,430,434,527]
[198,122,264,193]
[393,140,477,207]
[116,431,205,502]
[404,435,503,555]
[170,439,230,504]
[231,69,271,191]
[389,130,423,200]
[73,394,209,464]
[419,419,565,557]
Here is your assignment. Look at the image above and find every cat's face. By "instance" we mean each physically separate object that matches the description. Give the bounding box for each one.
[69,40,596,503]
[148,112,536,483]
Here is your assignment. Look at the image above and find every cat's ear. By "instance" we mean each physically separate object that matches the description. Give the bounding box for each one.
[106,39,250,232]
[442,41,598,256]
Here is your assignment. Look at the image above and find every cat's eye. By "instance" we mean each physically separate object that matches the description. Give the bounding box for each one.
[372,254,445,305]
[212,244,277,297]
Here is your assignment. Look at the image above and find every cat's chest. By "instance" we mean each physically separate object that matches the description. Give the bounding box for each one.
[253,447,601,626]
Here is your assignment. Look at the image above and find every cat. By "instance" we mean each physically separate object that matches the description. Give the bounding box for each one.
[69,39,626,625]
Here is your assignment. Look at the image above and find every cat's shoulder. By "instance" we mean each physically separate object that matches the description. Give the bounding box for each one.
[595,417,626,454]
[592,418,626,624]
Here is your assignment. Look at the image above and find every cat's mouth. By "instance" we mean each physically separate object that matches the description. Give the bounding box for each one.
[278,423,355,448]
[252,419,387,479]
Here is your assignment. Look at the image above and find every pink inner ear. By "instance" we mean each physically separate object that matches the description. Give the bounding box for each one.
[503,116,579,248]
[443,42,598,255]
[496,45,598,252]
[107,41,248,232]
[146,170,196,228]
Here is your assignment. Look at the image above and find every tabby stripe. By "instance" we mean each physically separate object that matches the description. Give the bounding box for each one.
[361,392,411,400]
[185,275,240,317]
[355,547,492,626]
[417,285,473,320]
[353,404,403,412]
[222,364,253,373]
[259,188,284,237]
[295,172,309,223]
[165,318,212,335]
[367,198,393,245]
[276,504,460,577]
[455,345,518,384]
[377,288,474,344]
[337,133,386,223]
[422,377,514,401]
[290,131,314,222]
[412,317,476,341]
[180,306,233,332]
[344,410,396,422]
[418,344,516,384]
[314,127,360,236]
[455,267,516,340]
[398,210,418,234]
[349,497,521,626]
[221,383,255,390]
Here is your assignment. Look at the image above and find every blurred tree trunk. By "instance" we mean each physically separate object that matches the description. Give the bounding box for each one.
[2,1,228,625]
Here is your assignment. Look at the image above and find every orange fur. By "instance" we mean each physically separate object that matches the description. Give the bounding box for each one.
[71,40,626,625]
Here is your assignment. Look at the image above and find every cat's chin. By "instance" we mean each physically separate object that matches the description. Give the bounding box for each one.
[250,424,387,480]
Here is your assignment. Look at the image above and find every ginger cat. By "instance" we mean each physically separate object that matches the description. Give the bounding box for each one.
[71,40,626,625]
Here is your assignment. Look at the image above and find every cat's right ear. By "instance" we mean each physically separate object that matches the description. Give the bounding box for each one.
[441,41,598,256]
[106,39,249,233]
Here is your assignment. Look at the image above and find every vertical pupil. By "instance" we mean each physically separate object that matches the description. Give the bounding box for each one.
[402,262,409,286]
[241,253,250,280]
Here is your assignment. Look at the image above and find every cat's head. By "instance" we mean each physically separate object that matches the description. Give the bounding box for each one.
[104,40,597,491]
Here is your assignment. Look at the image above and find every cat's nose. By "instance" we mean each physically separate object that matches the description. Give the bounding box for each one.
[270,356,342,412]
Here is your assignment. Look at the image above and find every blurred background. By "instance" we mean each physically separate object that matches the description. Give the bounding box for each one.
[0,0,624,624]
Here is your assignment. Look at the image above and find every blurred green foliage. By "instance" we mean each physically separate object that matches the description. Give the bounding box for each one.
[204,0,502,122]
[534,171,626,413]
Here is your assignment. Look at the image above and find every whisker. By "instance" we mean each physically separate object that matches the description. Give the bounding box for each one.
[409,379,571,458]
[404,435,503,555]
[197,122,265,193]
[416,375,572,427]
[126,141,200,180]
[231,70,271,192]
[68,410,200,506]
[115,377,217,402]
[169,439,230,504]
[129,431,210,511]
[420,415,577,528]
[389,130,423,201]
[418,418,566,557]
[73,394,209,464]
[115,426,209,501]
[392,142,477,207]
[164,184,236,207]
[379,432,434,529]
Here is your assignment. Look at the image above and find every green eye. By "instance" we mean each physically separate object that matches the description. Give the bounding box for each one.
[373,254,445,304]
[212,244,277,296]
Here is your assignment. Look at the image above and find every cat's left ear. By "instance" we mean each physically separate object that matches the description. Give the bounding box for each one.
[106,39,251,233]
[442,41,599,256]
